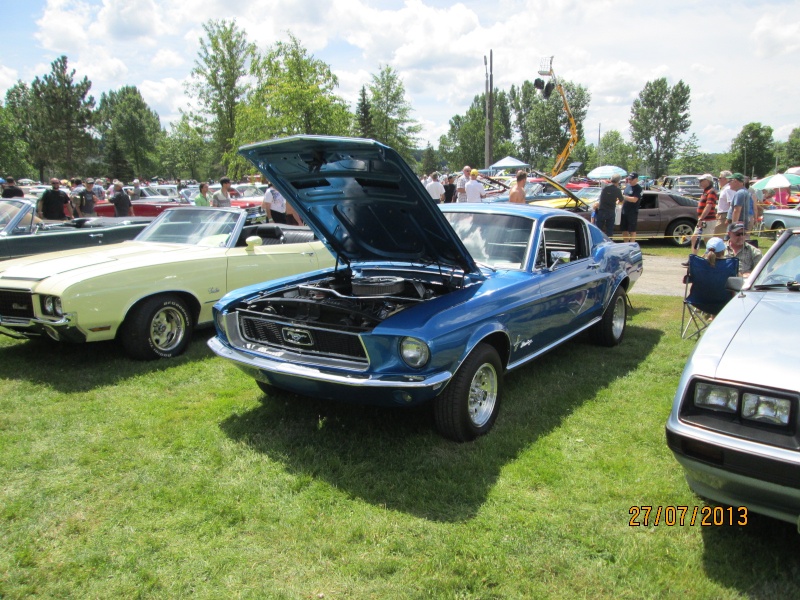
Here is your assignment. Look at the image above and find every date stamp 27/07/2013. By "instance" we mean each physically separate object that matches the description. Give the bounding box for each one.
[628,505,748,527]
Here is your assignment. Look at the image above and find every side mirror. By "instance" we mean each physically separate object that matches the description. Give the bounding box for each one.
[245,235,263,250]
[549,250,570,271]
[726,276,744,292]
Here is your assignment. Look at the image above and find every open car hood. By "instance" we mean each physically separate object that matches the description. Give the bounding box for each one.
[530,170,592,211]
[239,136,480,276]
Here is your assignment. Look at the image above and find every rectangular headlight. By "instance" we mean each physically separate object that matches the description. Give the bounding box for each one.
[694,382,738,413]
[742,393,791,426]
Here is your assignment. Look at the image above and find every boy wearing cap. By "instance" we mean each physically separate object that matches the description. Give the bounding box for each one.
[620,172,642,243]
[725,222,762,277]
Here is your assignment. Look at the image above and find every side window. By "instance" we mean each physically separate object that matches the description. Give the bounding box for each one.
[640,193,658,210]
[538,216,590,268]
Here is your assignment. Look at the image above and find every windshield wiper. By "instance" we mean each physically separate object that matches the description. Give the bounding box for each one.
[474,261,496,272]
[753,281,800,291]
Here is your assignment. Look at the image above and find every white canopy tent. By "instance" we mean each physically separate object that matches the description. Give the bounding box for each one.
[489,156,529,171]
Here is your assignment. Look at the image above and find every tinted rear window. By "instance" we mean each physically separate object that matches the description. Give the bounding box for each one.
[669,194,698,207]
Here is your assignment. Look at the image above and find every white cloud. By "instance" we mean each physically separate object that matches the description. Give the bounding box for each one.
[151,49,184,69]
[0,65,19,91]
[751,11,800,58]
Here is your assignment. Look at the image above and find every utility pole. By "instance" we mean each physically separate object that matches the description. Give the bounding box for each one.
[484,51,493,169]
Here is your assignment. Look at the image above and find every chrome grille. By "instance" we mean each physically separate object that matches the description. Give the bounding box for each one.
[0,290,35,319]
[240,315,367,362]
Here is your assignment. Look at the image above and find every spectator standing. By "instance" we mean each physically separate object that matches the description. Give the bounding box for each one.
[687,173,718,258]
[90,178,106,202]
[262,183,287,223]
[443,175,456,203]
[211,177,232,207]
[38,179,71,220]
[425,173,445,203]
[110,182,135,217]
[620,172,642,243]
[773,185,790,207]
[727,173,752,233]
[464,169,486,202]
[595,174,623,238]
[508,170,528,204]
[725,223,762,277]
[456,166,471,202]
[194,183,211,206]
[1,177,25,198]
[714,170,734,234]
[69,178,85,218]
[131,179,142,200]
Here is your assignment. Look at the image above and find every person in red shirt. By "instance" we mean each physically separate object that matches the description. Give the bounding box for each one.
[686,173,718,261]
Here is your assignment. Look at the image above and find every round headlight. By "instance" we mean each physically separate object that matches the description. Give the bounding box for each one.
[43,296,55,315]
[400,337,430,368]
[54,298,63,317]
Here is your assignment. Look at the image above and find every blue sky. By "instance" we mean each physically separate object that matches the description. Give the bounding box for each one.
[2,0,798,164]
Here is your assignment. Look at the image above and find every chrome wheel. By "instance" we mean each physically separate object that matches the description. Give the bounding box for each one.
[149,306,187,353]
[467,362,498,427]
[670,222,694,246]
[611,295,626,340]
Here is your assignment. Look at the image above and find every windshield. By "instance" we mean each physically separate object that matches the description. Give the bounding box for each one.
[136,208,240,247]
[0,200,27,225]
[752,233,800,287]
[443,212,534,269]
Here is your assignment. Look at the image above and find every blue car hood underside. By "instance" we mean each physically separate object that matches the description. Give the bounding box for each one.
[239,136,480,276]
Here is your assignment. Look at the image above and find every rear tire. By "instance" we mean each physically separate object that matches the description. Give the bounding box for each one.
[591,287,627,346]
[772,221,785,239]
[121,295,193,360]
[666,219,695,247]
[433,343,502,442]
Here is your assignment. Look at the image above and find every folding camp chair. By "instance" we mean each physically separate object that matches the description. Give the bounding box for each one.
[681,254,740,340]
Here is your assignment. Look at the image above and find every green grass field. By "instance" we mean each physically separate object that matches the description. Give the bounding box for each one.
[1,293,798,599]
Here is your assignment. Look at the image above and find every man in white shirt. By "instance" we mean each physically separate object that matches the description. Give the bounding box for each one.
[464,169,486,202]
[714,170,734,235]
[262,184,287,223]
[455,166,471,202]
[425,173,445,203]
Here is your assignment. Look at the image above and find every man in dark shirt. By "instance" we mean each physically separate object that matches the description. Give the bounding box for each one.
[443,175,456,203]
[110,182,135,217]
[621,172,643,243]
[38,179,71,220]
[1,177,25,198]
[596,174,623,238]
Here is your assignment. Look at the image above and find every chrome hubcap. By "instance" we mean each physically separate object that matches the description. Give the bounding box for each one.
[468,363,498,427]
[611,295,626,339]
[150,307,185,352]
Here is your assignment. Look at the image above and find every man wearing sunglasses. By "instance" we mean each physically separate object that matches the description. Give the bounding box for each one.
[726,222,762,277]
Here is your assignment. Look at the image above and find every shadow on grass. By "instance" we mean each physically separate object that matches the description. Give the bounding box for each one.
[0,328,217,393]
[700,512,800,596]
[220,324,662,522]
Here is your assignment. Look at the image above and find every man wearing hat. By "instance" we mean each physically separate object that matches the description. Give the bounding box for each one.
[464,169,487,202]
[686,173,718,260]
[620,172,642,242]
[714,171,733,234]
[726,173,753,234]
[725,222,761,277]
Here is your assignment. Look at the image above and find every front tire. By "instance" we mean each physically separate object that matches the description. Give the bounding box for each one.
[771,221,785,240]
[121,295,193,360]
[591,287,627,346]
[433,343,502,442]
[666,219,695,247]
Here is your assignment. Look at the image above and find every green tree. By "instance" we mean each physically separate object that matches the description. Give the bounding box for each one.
[629,78,691,180]
[597,130,634,171]
[96,86,162,178]
[188,19,255,171]
[369,65,421,163]
[784,127,800,167]
[0,101,33,178]
[354,85,374,139]
[420,144,439,175]
[509,79,590,172]
[668,133,706,174]
[729,123,774,178]
[161,115,212,181]
[228,33,351,178]
[103,130,133,182]
[5,82,53,180]
[570,138,596,176]
[29,56,95,178]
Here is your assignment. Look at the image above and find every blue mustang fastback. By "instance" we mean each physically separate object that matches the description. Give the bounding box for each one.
[209,136,643,441]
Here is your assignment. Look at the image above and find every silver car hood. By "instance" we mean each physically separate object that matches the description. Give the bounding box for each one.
[691,291,800,389]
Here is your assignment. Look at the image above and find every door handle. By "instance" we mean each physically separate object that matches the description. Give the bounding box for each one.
[89,233,104,238]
